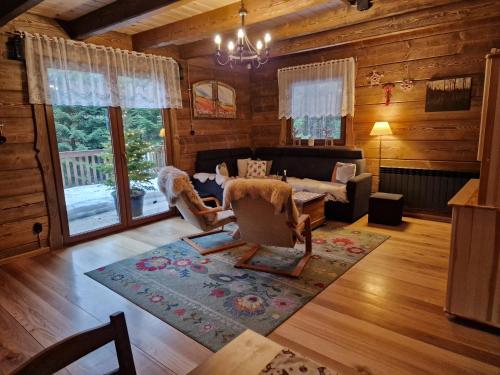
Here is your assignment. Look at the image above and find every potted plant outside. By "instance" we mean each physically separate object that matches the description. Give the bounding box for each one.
[99,129,156,218]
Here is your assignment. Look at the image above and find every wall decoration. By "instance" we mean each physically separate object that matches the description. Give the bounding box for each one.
[383,83,395,106]
[216,82,237,118]
[366,70,383,87]
[425,77,472,112]
[400,64,414,92]
[193,80,236,118]
[400,79,414,92]
[193,81,216,117]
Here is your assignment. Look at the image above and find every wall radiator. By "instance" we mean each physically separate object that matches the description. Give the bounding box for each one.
[379,167,479,214]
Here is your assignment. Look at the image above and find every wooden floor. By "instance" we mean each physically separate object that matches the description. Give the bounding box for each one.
[0,216,499,374]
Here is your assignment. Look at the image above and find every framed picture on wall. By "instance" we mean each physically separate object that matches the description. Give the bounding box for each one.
[193,81,216,118]
[216,82,237,118]
[425,76,472,112]
[192,80,236,118]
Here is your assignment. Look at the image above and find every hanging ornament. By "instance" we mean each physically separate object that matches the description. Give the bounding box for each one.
[400,79,414,92]
[399,63,414,92]
[383,83,395,106]
[366,70,384,87]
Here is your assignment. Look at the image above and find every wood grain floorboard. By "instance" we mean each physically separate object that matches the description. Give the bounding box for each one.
[0,216,498,374]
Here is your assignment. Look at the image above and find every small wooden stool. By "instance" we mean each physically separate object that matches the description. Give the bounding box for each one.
[369,192,403,226]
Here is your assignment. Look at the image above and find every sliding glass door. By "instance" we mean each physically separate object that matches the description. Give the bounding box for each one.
[53,105,122,236]
[48,105,172,243]
[121,108,169,220]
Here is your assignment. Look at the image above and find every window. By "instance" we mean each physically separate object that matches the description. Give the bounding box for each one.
[292,115,345,143]
[277,58,355,146]
[289,78,346,145]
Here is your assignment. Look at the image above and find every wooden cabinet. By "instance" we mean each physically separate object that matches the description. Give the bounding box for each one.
[446,50,500,328]
[446,180,499,328]
[478,49,500,206]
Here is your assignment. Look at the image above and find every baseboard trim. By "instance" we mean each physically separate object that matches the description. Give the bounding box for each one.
[0,247,50,266]
[403,211,452,223]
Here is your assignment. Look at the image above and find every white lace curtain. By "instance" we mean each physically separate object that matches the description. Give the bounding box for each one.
[278,57,355,119]
[23,32,183,109]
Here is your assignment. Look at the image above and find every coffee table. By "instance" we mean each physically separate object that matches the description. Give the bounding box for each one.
[293,191,326,230]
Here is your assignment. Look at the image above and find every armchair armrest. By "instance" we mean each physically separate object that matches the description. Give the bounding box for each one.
[195,207,224,216]
[201,196,221,207]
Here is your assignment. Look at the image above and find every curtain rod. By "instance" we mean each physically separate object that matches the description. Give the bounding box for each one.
[277,57,356,73]
[12,31,178,63]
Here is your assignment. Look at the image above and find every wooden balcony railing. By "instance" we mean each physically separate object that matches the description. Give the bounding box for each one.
[59,146,165,188]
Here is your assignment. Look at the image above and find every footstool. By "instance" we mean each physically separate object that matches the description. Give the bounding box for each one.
[369,192,403,226]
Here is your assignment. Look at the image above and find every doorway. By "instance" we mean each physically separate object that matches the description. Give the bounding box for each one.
[47,105,173,244]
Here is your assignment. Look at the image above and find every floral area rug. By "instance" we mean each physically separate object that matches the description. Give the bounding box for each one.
[86,225,389,351]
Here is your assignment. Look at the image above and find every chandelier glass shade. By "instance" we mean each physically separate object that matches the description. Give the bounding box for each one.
[214,1,271,69]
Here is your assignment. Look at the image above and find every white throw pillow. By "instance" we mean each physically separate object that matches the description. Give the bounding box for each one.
[215,162,229,177]
[332,162,356,184]
[255,159,273,175]
[237,158,251,177]
[246,160,267,177]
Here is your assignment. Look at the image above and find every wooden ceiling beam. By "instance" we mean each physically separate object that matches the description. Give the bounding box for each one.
[0,0,44,26]
[267,0,500,58]
[59,0,181,40]
[132,0,336,51]
[179,0,467,59]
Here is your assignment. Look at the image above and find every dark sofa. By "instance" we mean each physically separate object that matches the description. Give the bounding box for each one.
[193,146,372,222]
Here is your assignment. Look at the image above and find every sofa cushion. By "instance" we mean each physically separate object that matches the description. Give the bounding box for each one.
[254,147,365,181]
[215,162,229,177]
[237,158,251,177]
[246,160,267,177]
[332,162,357,184]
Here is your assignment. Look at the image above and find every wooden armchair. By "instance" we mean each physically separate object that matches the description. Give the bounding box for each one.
[225,179,313,277]
[11,312,136,375]
[158,166,244,255]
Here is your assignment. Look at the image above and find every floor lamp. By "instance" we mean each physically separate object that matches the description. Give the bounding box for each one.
[370,121,392,173]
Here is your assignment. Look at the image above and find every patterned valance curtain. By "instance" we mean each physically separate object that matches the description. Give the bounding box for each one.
[23,32,183,109]
[277,57,355,119]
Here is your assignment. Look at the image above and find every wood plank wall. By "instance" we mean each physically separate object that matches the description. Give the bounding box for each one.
[250,17,500,191]
[0,14,136,261]
[0,14,67,262]
[174,59,252,174]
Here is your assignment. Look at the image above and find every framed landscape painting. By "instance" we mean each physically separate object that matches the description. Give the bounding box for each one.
[425,77,472,112]
[216,82,237,118]
[192,80,236,118]
[193,81,216,117]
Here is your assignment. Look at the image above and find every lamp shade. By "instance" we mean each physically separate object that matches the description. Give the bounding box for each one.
[159,128,166,137]
[370,121,392,136]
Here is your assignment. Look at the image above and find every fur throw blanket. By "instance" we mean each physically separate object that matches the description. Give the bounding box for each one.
[157,166,215,222]
[223,178,298,220]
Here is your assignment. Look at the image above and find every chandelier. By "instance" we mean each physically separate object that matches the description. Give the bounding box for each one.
[214,1,271,69]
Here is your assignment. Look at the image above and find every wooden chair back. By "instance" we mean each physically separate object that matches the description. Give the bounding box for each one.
[231,197,296,248]
[11,312,136,375]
